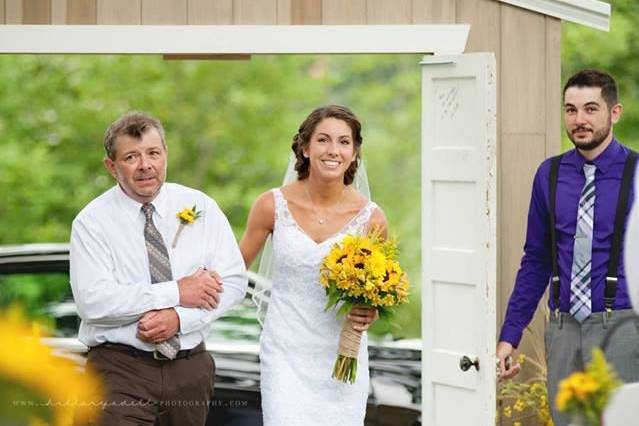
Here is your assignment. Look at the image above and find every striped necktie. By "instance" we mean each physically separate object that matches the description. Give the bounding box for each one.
[569,163,596,322]
[142,203,181,359]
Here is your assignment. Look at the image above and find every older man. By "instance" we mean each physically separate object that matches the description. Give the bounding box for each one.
[70,111,247,425]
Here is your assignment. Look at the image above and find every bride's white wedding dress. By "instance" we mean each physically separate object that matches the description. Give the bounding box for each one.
[260,188,377,426]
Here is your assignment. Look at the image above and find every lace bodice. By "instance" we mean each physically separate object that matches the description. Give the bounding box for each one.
[259,187,377,426]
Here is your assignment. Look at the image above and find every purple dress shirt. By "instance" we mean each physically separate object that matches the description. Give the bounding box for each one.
[500,138,635,347]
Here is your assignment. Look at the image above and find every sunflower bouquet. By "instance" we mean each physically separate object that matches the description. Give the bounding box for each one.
[319,233,410,383]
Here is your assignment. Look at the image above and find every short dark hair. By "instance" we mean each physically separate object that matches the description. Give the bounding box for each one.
[103,111,166,159]
[563,69,618,108]
[291,105,363,185]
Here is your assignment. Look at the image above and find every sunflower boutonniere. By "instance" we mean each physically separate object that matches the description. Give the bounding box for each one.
[171,205,202,248]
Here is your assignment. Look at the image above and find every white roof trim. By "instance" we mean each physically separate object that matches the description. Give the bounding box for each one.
[497,0,610,31]
[0,24,469,55]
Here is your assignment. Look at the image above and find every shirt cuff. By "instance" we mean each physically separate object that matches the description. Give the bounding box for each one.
[499,326,523,349]
[152,280,180,310]
[174,306,207,334]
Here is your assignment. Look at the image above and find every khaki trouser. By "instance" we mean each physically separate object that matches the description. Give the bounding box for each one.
[84,342,215,426]
[545,309,639,426]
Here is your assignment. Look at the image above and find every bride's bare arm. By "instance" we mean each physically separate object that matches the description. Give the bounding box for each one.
[239,191,276,268]
[367,207,388,239]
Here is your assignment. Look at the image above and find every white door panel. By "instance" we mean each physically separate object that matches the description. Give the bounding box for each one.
[421,52,497,426]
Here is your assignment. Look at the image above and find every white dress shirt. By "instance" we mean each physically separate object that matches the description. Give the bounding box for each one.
[625,169,639,315]
[70,182,247,350]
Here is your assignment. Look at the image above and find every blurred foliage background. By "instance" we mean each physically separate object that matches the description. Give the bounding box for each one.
[1,0,638,341]
[0,53,422,338]
[562,0,639,151]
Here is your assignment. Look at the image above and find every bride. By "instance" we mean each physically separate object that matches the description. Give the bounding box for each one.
[239,105,388,425]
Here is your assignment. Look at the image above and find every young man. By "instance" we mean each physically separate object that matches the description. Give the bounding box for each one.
[497,70,639,425]
[70,111,247,425]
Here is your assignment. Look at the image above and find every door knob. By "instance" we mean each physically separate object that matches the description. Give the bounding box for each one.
[459,355,479,372]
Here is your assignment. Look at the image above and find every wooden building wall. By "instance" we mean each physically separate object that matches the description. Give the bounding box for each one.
[1,0,562,389]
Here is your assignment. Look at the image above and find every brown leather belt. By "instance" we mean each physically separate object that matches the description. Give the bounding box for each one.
[93,341,206,361]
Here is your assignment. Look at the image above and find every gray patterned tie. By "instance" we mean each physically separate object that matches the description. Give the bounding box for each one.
[569,163,596,322]
[142,203,181,359]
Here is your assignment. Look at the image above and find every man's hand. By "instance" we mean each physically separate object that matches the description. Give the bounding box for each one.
[177,267,224,310]
[348,305,378,332]
[496,341,521,379]
[137,308,180,343]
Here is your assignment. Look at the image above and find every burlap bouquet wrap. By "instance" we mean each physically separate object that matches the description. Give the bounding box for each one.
[333,318,363,383]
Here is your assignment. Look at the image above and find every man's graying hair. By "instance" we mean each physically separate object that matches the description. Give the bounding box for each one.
[103,111,166,160]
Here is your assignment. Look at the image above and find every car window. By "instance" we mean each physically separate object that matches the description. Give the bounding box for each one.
[207,298,261,343]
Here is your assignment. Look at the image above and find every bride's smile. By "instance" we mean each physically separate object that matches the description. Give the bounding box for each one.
[320,159,341,169]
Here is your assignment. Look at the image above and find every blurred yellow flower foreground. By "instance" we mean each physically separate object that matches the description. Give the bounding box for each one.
[555,348,622,426]
[0,306,102,426]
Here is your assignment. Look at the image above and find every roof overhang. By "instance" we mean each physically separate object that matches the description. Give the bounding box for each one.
[0,24,469,55]
[497,0,610,31]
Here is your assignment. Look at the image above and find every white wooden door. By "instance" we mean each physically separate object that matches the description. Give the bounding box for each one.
[421,53,497,426]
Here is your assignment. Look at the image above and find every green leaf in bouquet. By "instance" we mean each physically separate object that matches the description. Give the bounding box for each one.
[337,300,354,317]
[324,283,341,311]
[378,308,393,321]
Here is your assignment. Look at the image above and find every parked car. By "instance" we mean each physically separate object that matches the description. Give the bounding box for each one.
[0,243,421,426]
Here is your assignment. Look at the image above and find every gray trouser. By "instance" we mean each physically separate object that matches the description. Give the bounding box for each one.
[545,309,639,426]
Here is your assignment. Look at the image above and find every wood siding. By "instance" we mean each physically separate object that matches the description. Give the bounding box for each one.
[142,0,187,24]
[23,0,50,23]
[5,0,23,23]
[291,0,320,24]
[51,0,66,23]
[97,0,141,25]
[67,0,96,24]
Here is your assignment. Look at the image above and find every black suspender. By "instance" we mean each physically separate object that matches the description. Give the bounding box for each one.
[548,150,637,315]
[605,151,637,312]
[549,155,562,315]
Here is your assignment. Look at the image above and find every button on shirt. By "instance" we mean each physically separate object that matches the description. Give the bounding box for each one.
[500,139,635,347]
[70,183,248,350]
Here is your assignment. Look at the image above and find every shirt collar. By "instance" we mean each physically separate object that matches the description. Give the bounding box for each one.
[568,137,621,175]
[114,183,168,221]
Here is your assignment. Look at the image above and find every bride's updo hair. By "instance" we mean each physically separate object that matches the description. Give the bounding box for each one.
[291,105,363,185]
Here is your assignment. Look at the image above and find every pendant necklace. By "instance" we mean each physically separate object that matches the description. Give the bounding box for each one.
[304,182,347,225]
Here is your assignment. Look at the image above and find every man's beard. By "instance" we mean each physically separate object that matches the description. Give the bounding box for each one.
[566,120,612,151]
